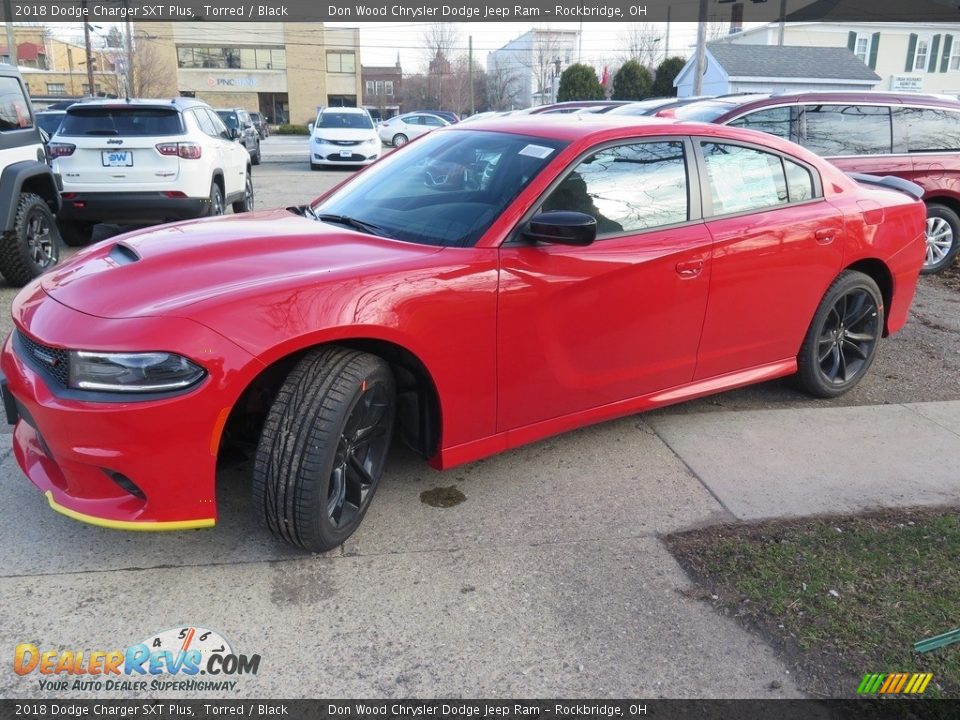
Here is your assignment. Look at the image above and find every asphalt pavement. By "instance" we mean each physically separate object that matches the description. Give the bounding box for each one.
[0,137,958,699]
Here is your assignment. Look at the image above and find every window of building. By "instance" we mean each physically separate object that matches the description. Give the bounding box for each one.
[82,84,102,95]
[854,34,871,64]
[542,142,689,235]
[327,51,356,74]
[46,83,66,95]
[951,40,960,71]
[385,80,394,96]
[177,46,285,70]
[700,142,788,216]
[365,80,374,94]
[914,37,931,71]
[800,105,892,157]
[0,76,33,130]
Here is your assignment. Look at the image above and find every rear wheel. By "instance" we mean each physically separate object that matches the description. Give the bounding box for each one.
[208,181,225,216]
[796,271,883,398]
[57,219,94,247]
[253,347,396,552]
[392,133,408,148]
[0,193,60,286]
[922,203,960,274]
[232,173,254,213]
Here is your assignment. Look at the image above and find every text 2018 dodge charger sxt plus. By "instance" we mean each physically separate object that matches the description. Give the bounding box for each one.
[1,117,926,552]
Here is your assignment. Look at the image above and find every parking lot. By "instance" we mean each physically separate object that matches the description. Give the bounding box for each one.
[1,136,959,699]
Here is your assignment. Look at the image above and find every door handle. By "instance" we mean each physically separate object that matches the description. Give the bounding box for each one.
[814,228,836,243]
[676,259,704,278]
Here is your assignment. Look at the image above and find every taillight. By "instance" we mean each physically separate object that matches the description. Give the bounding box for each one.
[48,143,75,158]
[156,142,201,159]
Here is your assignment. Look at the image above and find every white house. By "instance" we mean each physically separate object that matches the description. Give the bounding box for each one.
[718,19,960,95]
[487,28,580,108]
[673,43,881,97]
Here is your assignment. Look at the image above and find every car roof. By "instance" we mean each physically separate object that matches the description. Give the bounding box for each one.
[320,106,368,113]
[65,98,210,112]
[692,91,960,119]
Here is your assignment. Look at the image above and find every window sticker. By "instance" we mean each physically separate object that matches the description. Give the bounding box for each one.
[519,144,555,159]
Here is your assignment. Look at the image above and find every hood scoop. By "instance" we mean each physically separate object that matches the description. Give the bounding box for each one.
[108,242,140,265]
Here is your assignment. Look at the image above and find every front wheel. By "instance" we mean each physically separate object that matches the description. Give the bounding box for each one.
[922,203,960,274]
[0,193,60,286]
[795,271,883,398]
[253,347,396,552]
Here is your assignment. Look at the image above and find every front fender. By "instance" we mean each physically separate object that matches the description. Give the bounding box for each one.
[0,161,61,227]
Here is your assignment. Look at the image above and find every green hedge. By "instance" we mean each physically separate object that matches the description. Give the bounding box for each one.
[275,124,309,135]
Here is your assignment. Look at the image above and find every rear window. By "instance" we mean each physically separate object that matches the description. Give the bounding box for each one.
[799,105,892,157]
[59,107,184,136]
[898,107,960,152]
[672,101,739,122]
[316,112,373,129]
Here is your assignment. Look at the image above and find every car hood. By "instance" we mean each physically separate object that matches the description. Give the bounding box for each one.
[313,128,377,141]
[41,209,443,319]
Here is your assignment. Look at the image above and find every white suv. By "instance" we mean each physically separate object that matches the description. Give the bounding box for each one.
[309,106,380,170]
[49,98,254,246]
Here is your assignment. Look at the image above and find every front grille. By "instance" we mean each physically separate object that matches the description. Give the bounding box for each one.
[330,140,361,146]
[15,331,69,387]
[325,153,365,161]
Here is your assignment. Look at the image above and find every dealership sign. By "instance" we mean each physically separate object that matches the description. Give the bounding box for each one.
[890,75,924,93]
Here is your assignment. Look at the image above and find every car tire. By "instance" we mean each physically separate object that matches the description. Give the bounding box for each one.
[392,134,408,148]
[253,347,396,552]
[208,181,225,216]
[795,270,883,398]
[922,203,960,275]
[232,172,255,213]
[251,143,261,166]
[0,193,60,286]
[58,220,94,247]
[310,162,322,171]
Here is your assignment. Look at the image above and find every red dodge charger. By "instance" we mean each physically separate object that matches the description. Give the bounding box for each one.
[0,117,927,552]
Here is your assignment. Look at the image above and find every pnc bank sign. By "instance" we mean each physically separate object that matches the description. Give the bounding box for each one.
[207,76,258,88]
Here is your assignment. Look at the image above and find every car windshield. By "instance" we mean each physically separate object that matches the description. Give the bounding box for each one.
[671,101,739,122]
[313,129,566,248]
[58,107,184,136]
[316,112,374,129]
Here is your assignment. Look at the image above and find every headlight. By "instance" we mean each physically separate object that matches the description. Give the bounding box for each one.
[314,136,330,143]
[68,351,206,393]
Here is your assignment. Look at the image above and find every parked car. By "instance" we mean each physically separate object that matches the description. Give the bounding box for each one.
[522,101,630,115]
[249,111,269,139]
[50,98,255,246]
[1,117,926,552]
[34,109,66,138]
[605,97,711,117]
[420,110,459,124]
[671,92,960,274]
[308,106,380,170]
[0,65,61,286]
[214,107,261,165]
[377,112,450,147]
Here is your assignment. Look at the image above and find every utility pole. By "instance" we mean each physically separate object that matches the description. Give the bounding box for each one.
[693,0,708,95]
[468,35,474,116]
[665,6,671,62]
[3,0,16,67]
[778,0,787,46]
[82,0,95,96]
[125,0,134,97]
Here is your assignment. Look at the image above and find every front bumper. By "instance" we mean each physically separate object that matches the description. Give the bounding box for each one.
[0,287,262,530]
[311,141,380,166]
[57,192,209,224]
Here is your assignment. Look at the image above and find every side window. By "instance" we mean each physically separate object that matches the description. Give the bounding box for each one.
[0,76,33,131]
[206,109,228,136]
[784,159,815,202]
[424,116,443,127]
[700,142,788,216]
[405,116,421,125]
[729,106,794,140]
[192,108,216,136]
[542,141,688,236]
[898,107,960,152]
[800,104,892,157]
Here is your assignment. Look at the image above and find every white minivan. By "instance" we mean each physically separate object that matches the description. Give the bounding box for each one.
[309,106,381,170]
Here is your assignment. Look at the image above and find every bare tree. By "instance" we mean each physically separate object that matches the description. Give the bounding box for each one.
[486,55,521,111]
[420,23,461,109]
[620,23,664,68]
[518,29,568,106]
[104,37,176,98]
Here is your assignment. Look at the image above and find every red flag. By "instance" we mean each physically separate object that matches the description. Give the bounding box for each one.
[601,66,609,86]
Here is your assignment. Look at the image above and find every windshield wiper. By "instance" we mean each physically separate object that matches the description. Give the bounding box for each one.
[315,213,390,238]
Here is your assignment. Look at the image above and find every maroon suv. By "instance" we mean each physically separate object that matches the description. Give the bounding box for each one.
[671,92,960,274]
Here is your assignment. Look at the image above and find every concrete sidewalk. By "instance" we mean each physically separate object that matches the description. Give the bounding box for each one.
[0,400,958,699]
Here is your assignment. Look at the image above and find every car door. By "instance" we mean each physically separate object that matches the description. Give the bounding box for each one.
[497,138,713,432]
[206,108,245,195]
[693,138,845,380]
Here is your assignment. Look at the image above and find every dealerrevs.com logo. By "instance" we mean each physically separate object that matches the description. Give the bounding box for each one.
[14,627,261,693]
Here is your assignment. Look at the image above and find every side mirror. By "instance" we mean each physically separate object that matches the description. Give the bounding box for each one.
[523,211,597,246]
[307,122,314,133]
